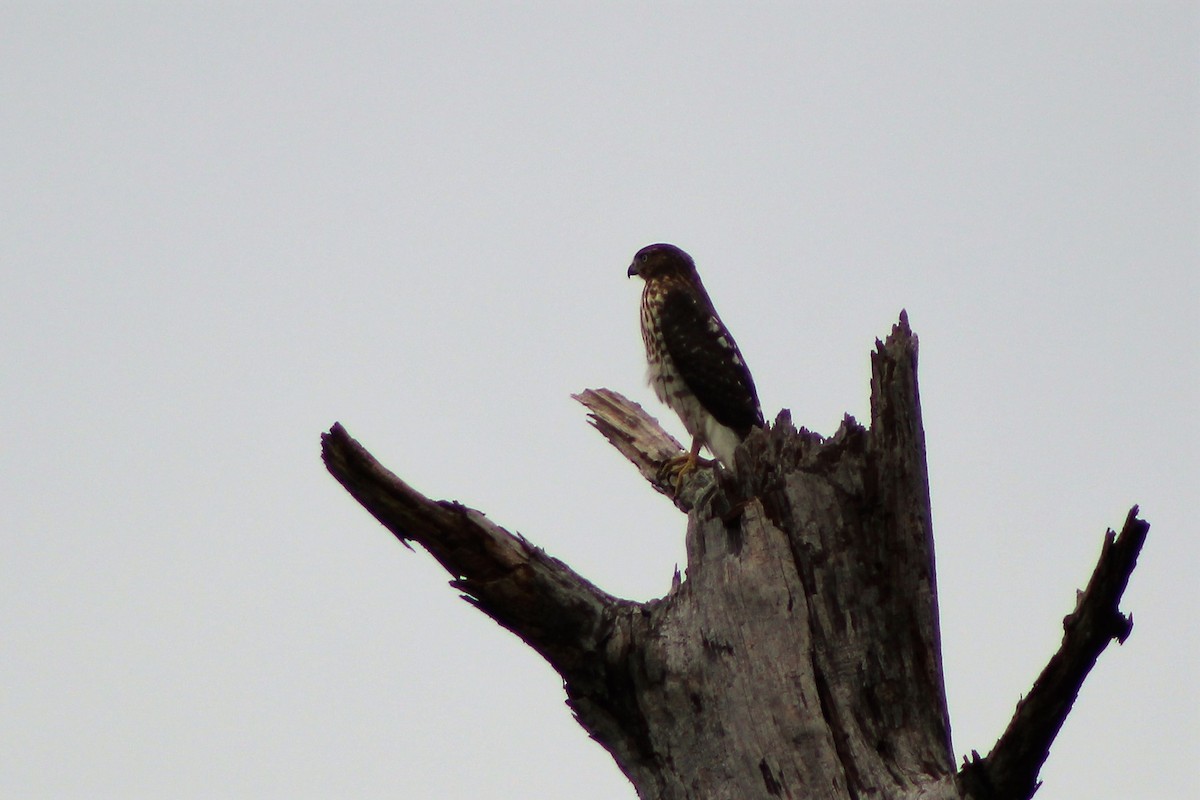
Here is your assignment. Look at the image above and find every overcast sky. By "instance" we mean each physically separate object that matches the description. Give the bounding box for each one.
[3,3,1197,799]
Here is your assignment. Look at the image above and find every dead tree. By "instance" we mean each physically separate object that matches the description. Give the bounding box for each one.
[321,313,1147,800]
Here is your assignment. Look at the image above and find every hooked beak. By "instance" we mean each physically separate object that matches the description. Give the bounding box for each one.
[627,262,639,278]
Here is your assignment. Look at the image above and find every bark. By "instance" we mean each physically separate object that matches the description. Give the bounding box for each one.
[321,312,1147,800]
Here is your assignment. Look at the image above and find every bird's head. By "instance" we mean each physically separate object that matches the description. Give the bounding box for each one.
[627,243,695,281]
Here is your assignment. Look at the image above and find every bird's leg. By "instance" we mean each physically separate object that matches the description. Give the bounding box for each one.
[676,437,702,492]
[657,437,716,494]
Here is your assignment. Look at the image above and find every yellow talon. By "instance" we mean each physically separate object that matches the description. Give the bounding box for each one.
[672,452,698,494]
[659,439,715,495]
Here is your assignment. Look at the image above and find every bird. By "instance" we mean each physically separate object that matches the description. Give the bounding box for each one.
[627,243,763,482]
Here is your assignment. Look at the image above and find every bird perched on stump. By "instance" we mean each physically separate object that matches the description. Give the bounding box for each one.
[627,243,763,482]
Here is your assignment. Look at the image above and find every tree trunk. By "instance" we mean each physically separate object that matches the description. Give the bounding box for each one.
[321,313,1147,800]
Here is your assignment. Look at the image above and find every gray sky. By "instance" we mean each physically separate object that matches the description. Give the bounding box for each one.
[3,3,1196,798]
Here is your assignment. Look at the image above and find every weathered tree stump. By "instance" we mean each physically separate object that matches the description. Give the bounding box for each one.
[321,313,1147,800]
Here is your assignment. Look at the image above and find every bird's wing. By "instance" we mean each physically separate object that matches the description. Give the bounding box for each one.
[658,285,764,434]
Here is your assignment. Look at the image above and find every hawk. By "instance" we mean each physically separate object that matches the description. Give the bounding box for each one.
[627,243,763,478]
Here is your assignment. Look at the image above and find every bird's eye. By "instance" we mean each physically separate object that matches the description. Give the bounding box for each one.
[639,252,649,264]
